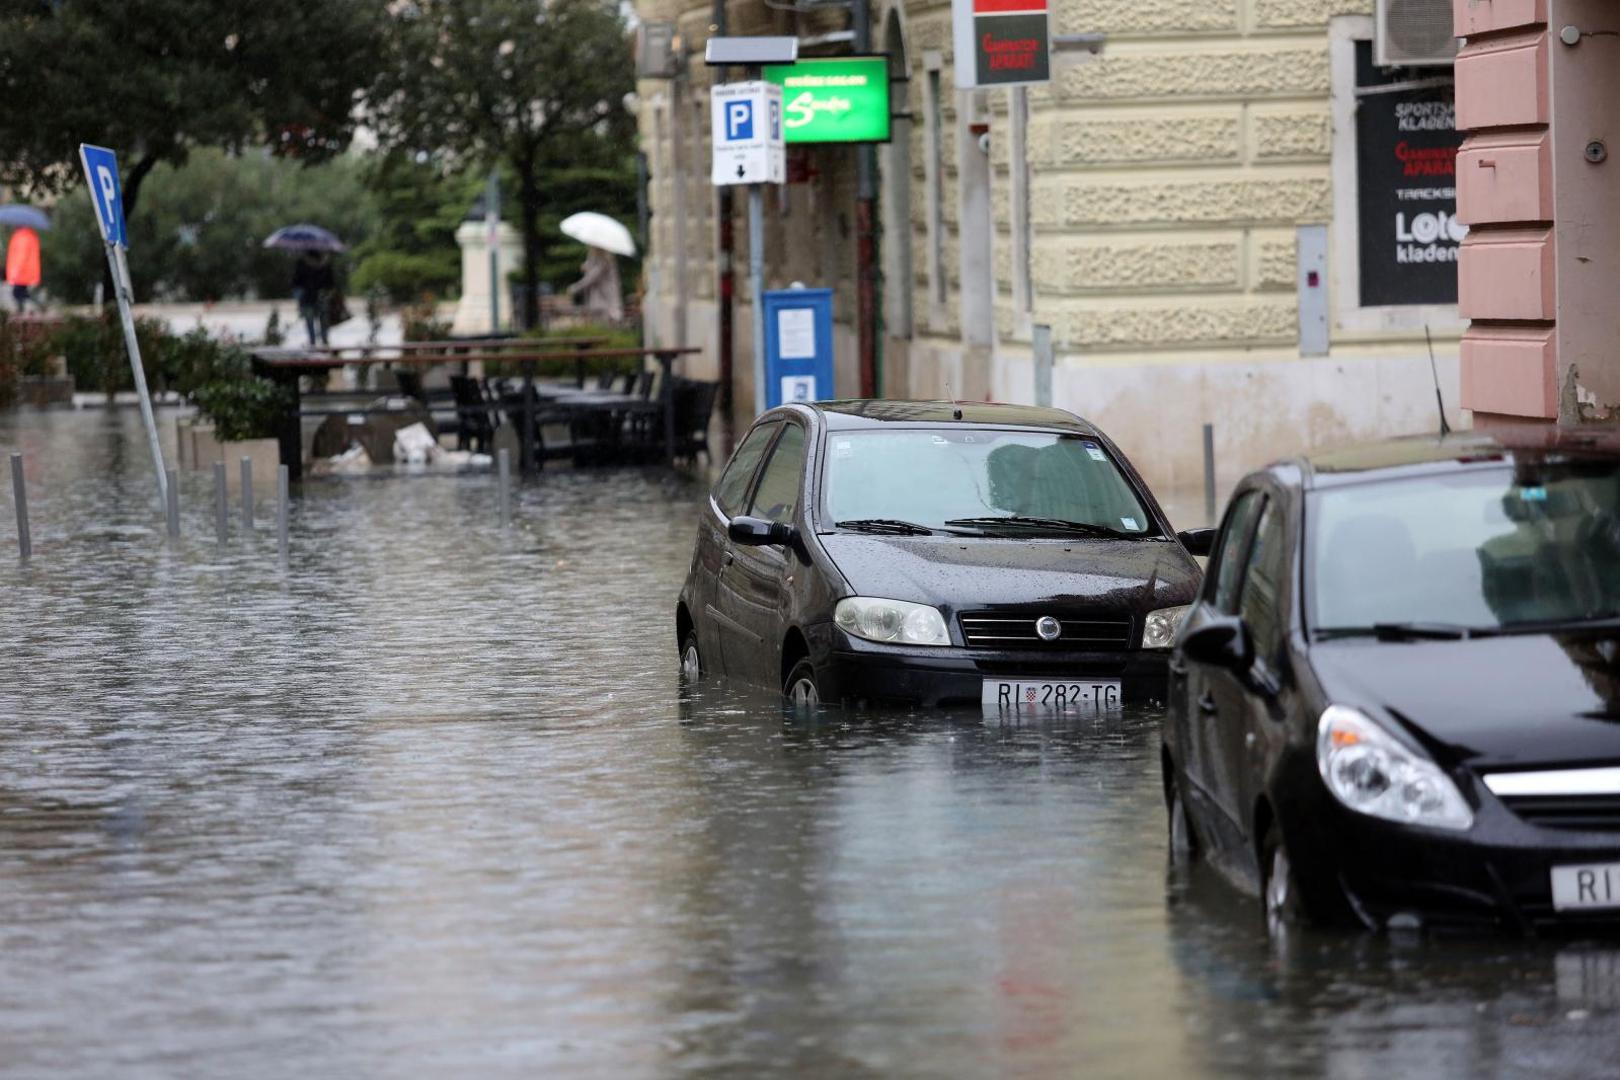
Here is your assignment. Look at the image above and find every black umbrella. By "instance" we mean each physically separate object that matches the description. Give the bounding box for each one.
[263,223,346,253]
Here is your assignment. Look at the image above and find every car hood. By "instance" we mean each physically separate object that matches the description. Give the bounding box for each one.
[1311,632,1620,768]
[817,534,1200,615]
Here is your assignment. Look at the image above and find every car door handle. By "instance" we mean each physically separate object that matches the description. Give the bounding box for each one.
[1168,658,1187,677]
[1198,692,1218,717]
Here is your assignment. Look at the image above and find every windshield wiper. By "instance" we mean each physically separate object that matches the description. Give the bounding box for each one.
[835,518,937,536]
[943,515,1146,540]
[1315,621,1492,642]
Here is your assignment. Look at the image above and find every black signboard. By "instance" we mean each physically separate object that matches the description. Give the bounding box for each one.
[1354,40,1464,307]
[952,0,1050,88]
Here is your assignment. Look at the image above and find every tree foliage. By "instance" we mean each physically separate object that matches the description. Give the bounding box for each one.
[367,0,637,328]
[349,153,480,304]
[0,0,383,219]
[40,150,377,303]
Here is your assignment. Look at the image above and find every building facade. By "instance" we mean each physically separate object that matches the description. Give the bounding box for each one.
[636,0,1469,495]
[1453,0,1620,429]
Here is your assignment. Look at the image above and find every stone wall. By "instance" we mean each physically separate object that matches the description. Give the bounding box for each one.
[633,0,1470,494]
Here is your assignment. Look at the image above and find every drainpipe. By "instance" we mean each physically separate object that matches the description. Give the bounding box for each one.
[853,0,878,398]
[713,0,737,443]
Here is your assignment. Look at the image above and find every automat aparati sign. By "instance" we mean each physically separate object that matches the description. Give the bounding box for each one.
[952,0,1050,89]
[1354,41,1466,306]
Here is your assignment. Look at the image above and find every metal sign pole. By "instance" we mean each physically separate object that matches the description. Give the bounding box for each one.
[82,144,167,509]
[486,170,502,333]
[108,243,168,506]
[749,183,767,417]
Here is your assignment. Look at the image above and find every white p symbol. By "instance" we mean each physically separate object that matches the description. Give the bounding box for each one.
[96,166,118,236]
[726,101,752,140]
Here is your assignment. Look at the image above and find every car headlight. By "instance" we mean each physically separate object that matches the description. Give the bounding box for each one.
[1316,705,1473,831]
[1142,605,1189,649]
[834,597,951,646]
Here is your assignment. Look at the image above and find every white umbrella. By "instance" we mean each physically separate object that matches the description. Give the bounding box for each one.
[559,212,635,257]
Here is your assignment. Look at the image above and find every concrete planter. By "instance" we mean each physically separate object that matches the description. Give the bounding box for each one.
[188,423,223,472]
[201,437,280,493]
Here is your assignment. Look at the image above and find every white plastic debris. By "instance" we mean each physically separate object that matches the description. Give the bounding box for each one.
[329,443,372,473]
[393,422,438,464]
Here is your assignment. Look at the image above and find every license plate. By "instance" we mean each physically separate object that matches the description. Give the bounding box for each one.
[1551,862,1620,911]
[982,679,1121,712]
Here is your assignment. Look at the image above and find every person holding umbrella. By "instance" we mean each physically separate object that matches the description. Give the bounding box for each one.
[292,251,336,345]
[264,224,347,346]
[0,205,50,312]
[560,212,635,325]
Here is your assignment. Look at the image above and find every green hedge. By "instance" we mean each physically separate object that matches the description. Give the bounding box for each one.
[0,313,284,439]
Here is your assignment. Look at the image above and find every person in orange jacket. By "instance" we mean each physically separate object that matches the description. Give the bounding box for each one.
[5,226,41,311]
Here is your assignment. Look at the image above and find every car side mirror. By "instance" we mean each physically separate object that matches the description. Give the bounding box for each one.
[729,516,796,547]
[1177,527,1217,558]
[1179,614,1252,671]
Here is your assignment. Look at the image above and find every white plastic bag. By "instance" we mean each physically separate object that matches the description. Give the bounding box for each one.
[393,422,438,465]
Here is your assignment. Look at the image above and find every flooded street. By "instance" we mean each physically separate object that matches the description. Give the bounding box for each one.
[3,409,1619,1079]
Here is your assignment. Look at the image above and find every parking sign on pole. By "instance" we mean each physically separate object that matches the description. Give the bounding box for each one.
[710,81,786,418]
[710,81,785,186]
[79,143,168,507]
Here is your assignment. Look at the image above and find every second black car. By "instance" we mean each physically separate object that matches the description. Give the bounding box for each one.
[677,400,1212,708]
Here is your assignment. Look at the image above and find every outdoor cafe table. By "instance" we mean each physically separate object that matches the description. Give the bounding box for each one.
[251,344,699,480]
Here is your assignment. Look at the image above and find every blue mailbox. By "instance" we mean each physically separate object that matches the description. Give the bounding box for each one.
[762,287,835,409]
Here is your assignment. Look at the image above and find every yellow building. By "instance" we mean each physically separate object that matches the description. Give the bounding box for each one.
[636,0,1467,495]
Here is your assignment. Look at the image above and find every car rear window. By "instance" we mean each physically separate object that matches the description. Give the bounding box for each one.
[823,429,1157,535]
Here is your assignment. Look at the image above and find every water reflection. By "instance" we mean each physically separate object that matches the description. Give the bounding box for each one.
[0,409,1617,1077]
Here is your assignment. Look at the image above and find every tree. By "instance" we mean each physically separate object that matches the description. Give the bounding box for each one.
[40,150,377,304]
[349,153,481,304]
[367,0,636,329]
[0,0,382,223]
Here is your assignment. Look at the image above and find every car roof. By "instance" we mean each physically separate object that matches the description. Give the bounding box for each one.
[805,399,1103,436]
[1287,429,1620,490]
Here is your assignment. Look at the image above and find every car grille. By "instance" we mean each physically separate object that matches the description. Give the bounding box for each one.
[958,612,1132,650]
[1499,794,1620,833]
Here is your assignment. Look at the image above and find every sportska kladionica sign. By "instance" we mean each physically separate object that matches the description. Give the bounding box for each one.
[762,57,891,144]
[1353,40,1466,306]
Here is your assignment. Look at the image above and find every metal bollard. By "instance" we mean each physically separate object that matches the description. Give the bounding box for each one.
[213,462,228,544]
[497,448,511,529]
[240,457,253,534]
[276,464,290,567]
[10,453,30,561]
[1203,423,1217,526]
[165,468,180,540]
[1032,324,1054,409]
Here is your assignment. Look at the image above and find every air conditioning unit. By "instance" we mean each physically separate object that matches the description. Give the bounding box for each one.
[635,21,681,79]
[1376,0,1460,66]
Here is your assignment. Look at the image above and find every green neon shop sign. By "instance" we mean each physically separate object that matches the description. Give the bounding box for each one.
[762,56,892,144]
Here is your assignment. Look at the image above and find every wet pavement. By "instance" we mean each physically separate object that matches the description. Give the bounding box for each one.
[2,408,1619,1079]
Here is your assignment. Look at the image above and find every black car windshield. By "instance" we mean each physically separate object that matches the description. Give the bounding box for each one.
[1309,460,1620,633]
[823,429,1157,536]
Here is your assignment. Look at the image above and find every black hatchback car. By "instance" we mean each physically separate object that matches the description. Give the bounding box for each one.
[676,400,1212,708]
[1164,431,1620,935]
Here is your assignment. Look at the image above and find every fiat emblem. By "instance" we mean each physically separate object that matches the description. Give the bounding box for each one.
[1035,616,1062,642]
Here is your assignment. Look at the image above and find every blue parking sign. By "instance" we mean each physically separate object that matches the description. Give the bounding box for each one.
[724,100,754,141]
[78,144,127,247]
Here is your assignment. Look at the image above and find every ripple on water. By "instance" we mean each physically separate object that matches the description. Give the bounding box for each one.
[1,408,1617,1079]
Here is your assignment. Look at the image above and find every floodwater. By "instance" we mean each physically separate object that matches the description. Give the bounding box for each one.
[2,408,1619,1080]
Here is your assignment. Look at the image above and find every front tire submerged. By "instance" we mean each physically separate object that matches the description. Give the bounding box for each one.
[784,658,820,709]
[1262,823,1305,940]
[1167,780,1198,865]
[679,631,703,681]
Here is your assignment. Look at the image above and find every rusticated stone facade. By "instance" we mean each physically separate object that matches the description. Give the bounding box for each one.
[636,0,1468,503]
